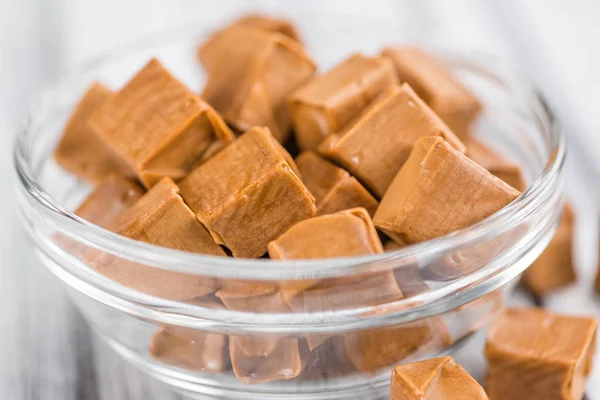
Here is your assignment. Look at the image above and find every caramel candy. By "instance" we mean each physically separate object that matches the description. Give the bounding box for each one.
[217,291,303,384]
[282,272,403,313]
[151,327,229,373]
[522,205,576,295]
[74,174,145,228]
[201,27,315,143]
[198,15,300,75]
[54,82,124,183]
[374,136,520,244]
[268,208,402,311]
[268,208,383,260]
[289,53,397,150]
[342,317,452,375]
[319,84,465,198]
[382,47,481,141]
[179,127,316,258]
[89,58,234,188]
[466,138,526,191]
[384,241,429,297]
[485,308,597,400]
[295,151,378,216]
[391,356,488,400]
[229,335,302,384]
[54,175,145,257]
[87,178,226,300]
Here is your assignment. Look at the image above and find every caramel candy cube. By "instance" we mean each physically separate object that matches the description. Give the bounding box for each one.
[268,208,383,260]
[179,127,316,258]
[217,291,303,384]
[198,15,300,75]
[522,205,576,295]
[319,84,465,198]
[391,356,488,400]
[342,317,452,375]
[382,47,481,141]
[54,82,124,183]
[289,54,397,151]
[74,174,145,228]
[269,208,402,312]
[295,151,378,216]
[87,178,226,300]
[466,138,526,191]
[89,58,234,188]
[150,327,230,373]
[374,136,520,244]
[485,308,597,400]
[201,27,315,143]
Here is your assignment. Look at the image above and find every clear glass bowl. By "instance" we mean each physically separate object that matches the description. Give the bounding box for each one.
[14,17,565,400]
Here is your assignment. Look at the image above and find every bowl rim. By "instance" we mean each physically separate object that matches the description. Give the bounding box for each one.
[13,23,565,285]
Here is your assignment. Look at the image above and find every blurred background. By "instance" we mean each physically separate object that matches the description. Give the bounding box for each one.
[1,1,599,399]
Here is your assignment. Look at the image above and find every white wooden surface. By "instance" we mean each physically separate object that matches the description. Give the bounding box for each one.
[1,1,599,399]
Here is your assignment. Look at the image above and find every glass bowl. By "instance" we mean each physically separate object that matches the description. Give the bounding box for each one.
[14,16,565,400]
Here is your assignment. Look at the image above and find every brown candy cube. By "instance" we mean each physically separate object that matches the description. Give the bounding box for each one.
[179,127,316,258]
[295,151,378,216]
[342,317,452,375]
[485,308,597,400]
[374,136,520,244]
[382,47,481,141]
[198,14,300,75]
[54,82,124,183]
[54,175,145,257]
[391,356,488,400]
[89,58,234,188]
[268,208,402,312]
[268,208,383,260]
[319,84,465,198]
[216,290,303,384]
[87,178,226,300]
[466,138,526,191]
[201,27,315,143]
[289,53,397,150]
[74,174,145,228]
[522,205,576,295]
[150,327,230,373]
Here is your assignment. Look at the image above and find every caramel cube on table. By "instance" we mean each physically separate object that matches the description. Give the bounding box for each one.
[179,127,316,258]
[288,53,397,150]
[485,308,597,400]
[295,151,378,216]
[466,138,526,191]
[391,356,488,400]
[201,27,315,143]
[319,84,466,198]
[374,136,520,244]
[522,205,576,295]
[54,82,124,183]
[89,58,234,188]
[87,178,226,301]
[382,47,481,141]
[74,174,145,228]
